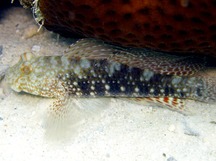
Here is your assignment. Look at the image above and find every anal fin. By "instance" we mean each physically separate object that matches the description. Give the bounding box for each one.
[129,97,190,115]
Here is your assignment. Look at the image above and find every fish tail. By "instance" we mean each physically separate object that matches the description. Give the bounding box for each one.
[202,77,216,103]
[197,76,216,103]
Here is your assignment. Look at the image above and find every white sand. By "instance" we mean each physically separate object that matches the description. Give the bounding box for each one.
[0,7,216,161]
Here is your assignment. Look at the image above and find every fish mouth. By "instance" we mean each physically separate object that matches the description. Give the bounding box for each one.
[5,72,22,92]
[10,77,22,92]
[10,85,22,92]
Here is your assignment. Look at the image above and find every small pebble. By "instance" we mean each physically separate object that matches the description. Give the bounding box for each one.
[148,106,153,111]
[168,124,176,132]
[16,29,20,34]
[31,45,41,52]
[167,156,177,161]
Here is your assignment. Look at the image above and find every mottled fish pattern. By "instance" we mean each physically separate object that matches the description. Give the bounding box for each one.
[5,39,216,114]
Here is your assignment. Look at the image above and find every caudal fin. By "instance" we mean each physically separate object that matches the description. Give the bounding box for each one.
[201,76,216,103]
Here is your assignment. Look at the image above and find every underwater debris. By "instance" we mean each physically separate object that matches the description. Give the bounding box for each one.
[22,24,43,39]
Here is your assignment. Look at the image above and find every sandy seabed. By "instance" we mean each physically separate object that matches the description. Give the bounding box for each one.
[0,7,216,161]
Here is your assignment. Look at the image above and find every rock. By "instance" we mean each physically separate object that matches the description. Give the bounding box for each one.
[31,45,41,52]
[20,0,216,57]
[168,124,176,132]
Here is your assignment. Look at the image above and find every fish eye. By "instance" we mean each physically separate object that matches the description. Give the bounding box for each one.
[20,64,32,75]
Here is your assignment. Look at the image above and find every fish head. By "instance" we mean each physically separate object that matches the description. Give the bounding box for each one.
[5,52,59,97]
[5,52,36,93]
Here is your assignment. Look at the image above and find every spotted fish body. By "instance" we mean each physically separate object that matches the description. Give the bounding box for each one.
[5,39,216,113]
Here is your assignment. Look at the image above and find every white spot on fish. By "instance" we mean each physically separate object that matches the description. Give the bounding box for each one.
[172,77,182,85]
[74,65,81,75]
[73,82,78,86]
[61,56,70,66]
[91,86,95,90]
[120,86,125,92]
[150,88,154,93]
[160,89,165,93]
[183,88,187,92]
[80,59,91,69]
[91,80,95,84]
[135,87,139,92]
[109,62,121,76]
[177,89,181,92]
[90,92,95,96]
[105,84,110,90]
[143,69,154,81]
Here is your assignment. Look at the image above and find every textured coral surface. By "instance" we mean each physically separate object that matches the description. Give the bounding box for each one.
[37,0,216,56]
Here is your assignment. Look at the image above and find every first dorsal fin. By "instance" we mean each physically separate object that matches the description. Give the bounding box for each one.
[65,38,205,76]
